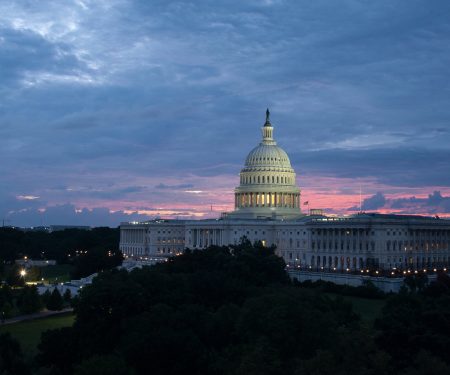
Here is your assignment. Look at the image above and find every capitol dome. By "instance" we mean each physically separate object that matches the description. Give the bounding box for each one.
[229,109,302,219]
[244,144,292,169]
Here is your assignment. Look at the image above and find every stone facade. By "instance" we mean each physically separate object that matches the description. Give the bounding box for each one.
[120,214,450,272]
[119,111,450,272]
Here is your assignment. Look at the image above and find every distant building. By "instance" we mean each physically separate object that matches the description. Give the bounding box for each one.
[15,259,57,268]
[120,110,450,273]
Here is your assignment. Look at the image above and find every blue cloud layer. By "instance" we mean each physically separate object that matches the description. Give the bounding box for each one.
[2,0,450,225]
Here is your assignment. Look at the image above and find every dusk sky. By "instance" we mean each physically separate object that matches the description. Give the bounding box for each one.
[2,0,450,227]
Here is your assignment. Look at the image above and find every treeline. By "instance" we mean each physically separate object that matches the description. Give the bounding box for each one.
[0,227,123,280]
[2,241,450,374]
[296,278,386,299]
[0,227,120,263]
[0,284,71,320]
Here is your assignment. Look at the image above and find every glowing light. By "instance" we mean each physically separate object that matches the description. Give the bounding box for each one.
[19,269,27,277]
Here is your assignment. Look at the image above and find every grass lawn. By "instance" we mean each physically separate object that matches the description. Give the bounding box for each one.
[0,313,75,355]
[325,293,386,325]
[343,295,386,323]
[39,264,74,283]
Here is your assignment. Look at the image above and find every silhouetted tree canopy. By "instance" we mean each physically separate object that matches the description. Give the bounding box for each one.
[0,227,119,264]
[32,244,450,375]
[46,288,64,311]
[0,333,30,375]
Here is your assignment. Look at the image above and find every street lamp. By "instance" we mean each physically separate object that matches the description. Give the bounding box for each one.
[19,269,26,277]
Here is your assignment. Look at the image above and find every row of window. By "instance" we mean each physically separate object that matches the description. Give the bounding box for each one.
[248,156,288,163]
[386,240,449,251]
[312,241,376,251]
[312,229,375,236]
[240,175,294,185]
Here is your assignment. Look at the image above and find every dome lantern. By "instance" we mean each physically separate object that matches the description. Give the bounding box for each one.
[262,108,274,143]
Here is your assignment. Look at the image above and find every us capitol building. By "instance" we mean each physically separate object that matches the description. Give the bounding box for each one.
[120,110,450,272]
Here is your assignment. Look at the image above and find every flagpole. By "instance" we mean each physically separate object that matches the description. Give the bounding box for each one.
[303,200,309,215]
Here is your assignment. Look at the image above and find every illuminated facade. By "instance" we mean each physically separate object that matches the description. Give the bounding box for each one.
[120,111,450,272]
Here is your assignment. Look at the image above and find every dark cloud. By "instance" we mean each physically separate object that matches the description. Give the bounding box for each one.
[363,192,387,211]
[0,27,90,90]
[389,191,450,213]
[155,183,195,190]
[349,191,450,215]
[4,204,150,228]
[292,148,450,188]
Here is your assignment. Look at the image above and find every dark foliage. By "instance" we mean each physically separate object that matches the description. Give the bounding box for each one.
[46,289,64,311]
[5,264,25,287]
[0,285,13,319]
[0,227,119,264]
[375,273,450,370]
[63,288,72,302]
[0,333,30,375]
[74,355,136,375]
[33,241,450,375]
[16,285,42,314]
[296,279,386,299]
[71,246,123,279]
[36,242,381,375]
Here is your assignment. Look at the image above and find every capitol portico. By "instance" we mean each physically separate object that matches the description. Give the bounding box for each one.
[119,110,450,280]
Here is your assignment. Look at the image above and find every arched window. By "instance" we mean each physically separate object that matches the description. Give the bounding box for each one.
[258,176,260,183]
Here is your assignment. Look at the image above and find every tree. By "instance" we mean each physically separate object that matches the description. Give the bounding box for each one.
[5,265,25,287]
[400,351,450,375]
[36,243,389,375]
[74,355,135,375]
[71,246,123,279]
[0,333,30,375]
[37,327,78,374]
[405,274,429,292]
[63,288,72,303]
[0,284,13,310]
[41,289,51,307]
[46,289,64,311]
[17,285,42,314]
